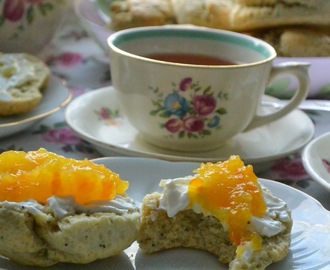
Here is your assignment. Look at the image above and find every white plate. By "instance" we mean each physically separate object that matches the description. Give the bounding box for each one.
[0,157,329,269]
[0,76,72,138]
[302,132,330,191]
[65,86,314,164]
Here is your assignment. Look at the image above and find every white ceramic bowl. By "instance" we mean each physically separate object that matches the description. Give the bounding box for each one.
[75,0,330,98]
[302,132,330,191]
[74,0,114,52]
[0,0,69,54]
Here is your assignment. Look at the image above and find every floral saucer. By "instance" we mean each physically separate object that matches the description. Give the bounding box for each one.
[0,76,72,138]
[65,86,314,165]
[302,132,330,191]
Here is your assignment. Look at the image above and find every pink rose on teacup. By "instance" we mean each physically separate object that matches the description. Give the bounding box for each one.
[0,0,68,53]
[183,117,205,133]
[3,0,24,22]
[192,95,217,116]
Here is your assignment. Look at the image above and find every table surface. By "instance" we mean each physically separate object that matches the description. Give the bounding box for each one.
[1,12,329,212]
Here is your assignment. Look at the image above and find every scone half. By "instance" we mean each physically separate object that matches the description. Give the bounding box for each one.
[0,149,141,267]
[0,53,50,116]
[109,0,176,31]
[137,157,293,270]
[0,197,140,267]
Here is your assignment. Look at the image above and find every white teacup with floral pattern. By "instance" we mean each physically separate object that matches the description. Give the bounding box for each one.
[0,0,68,54]
[108,25,310,152]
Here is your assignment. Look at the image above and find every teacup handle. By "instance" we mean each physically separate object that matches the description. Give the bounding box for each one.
[244,62,310,131]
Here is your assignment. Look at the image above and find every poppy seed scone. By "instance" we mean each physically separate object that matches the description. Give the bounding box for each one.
[108,0,330,57]
[250,26,330,57]
[137,156,292,270]
[109,0,176,31]
[0,53,50,116]
[172,0,330,32]
[0,197,140,266]
[0,149,140,267]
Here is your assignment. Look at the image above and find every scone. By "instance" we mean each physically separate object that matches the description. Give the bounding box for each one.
[250,26,330,57]
[0,53,50,116]
[107,0,330,57]
[173,0,330,31]
[0,148,140,267]
[137,156,292,270]
[109,0,176,31]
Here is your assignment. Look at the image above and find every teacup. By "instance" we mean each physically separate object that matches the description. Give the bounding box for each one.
[108,25,310,152]
[0,0,69,54]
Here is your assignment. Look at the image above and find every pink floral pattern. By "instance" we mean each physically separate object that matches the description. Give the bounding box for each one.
[3,0,25,22]
[150,78,228,138]
[43,128,81,145]
[322,159,330,173]
[1,0,60,25]
[47,52,85,68]
[95,107,122,127]
[35,124,96,154]
[271,157,309,181]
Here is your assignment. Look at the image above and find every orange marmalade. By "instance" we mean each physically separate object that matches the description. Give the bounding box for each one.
[188,155,267,247]
[0,148,128,205]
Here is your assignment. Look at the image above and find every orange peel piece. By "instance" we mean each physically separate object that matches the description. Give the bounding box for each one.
[0,148,128,205]
[188,155,267,247]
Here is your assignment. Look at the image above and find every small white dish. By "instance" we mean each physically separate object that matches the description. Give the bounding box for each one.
[0,76,72,138]
[95,0,113,23]
[74,0,115,52]
[65,86,314,164]
[1,157,329,269]
[302,132,330,191]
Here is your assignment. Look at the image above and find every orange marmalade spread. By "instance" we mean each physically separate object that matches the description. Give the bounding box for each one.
[188,155,267,247]
[0,148,128,205]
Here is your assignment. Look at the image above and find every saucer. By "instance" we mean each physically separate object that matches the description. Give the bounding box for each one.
[65,86,314,164]
[302,132,330,191]
[0,76,72,138]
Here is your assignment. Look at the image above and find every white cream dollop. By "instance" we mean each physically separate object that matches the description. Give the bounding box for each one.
[159,175,195,217]
[249,186,291,237]
[0,195,139,219]
[158,175,291,238]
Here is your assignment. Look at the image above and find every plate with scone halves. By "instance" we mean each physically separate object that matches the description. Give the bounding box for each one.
[0,53,72,138]
[0,149,328,269]
[0,75,72,138]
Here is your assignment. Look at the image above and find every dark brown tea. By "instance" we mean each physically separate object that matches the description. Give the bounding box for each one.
[145,53,236,65]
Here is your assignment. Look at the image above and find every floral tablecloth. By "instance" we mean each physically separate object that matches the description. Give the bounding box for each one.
[1,12,329,211]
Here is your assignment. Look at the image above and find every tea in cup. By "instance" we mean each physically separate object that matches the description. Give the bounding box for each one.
[108,25,309,152]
